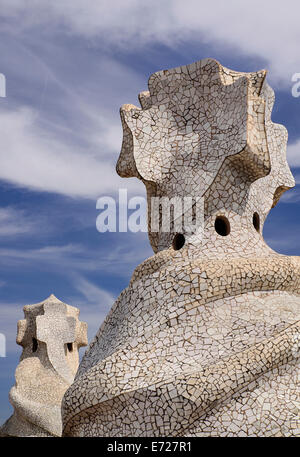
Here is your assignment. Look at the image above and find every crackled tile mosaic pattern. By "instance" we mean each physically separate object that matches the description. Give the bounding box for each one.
[62,59,300,437]
[0,295,87,437]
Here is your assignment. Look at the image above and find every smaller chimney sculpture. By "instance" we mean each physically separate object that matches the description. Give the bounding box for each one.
[0,294,87,437]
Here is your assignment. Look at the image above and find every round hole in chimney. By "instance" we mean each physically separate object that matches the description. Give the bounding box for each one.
[172,233,185,250]
[32,337,38,353]
[253,212,260,232]
[214,216,230,236]
[67,343,73,352]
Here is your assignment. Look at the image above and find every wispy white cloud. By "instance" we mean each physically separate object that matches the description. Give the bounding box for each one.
[69,275,116,341]
[0,106,143,199]
[264,231,300,251]
[1,1,299,199]
[0,233,152,276]
[73,275,115,305]
[0,206,41,236]
[0,32,146,199]
[1,0,300,85]
[287,140,300,167]
[0,243,89,269]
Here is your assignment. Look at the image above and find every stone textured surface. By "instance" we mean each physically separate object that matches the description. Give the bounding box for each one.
[0,294,87,437]
[62,58,299,437]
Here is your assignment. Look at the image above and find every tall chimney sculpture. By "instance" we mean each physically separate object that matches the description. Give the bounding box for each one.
[62,59,300,437]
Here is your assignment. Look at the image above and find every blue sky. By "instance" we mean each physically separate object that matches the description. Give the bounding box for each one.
[1,0,300,423]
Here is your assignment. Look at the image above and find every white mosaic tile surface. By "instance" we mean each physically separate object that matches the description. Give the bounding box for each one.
[62,58,300,437]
